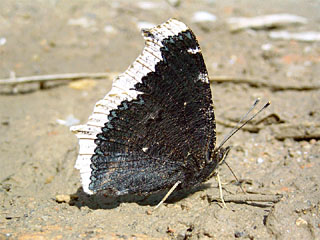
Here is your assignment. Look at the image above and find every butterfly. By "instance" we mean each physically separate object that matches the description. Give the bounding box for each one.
[71,19,264,201]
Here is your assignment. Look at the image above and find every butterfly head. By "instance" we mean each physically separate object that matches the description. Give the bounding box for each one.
[213,145,231,167]
[203,100,270,181]
[201,146,231,182]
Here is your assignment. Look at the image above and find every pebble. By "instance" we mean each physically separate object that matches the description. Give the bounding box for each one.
[0,37,6,46]
[310,139,316,145]
[191,11,217,23]
[104,25,116,34]
[295,217,308,226]
[167,0,181,7]
[56,115,80,127]
[180,202,191,211]
[67,17,96,28]
[136,1,159,10]
[261,43,273,51]
[235,231,246,238]
[302,143,311,150]
[55,194,71,203]
[2,183,11,192]
[257,157,264,164]
[69,79,97,90]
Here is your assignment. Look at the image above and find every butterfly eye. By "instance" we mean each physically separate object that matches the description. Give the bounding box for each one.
[217,146,232,166]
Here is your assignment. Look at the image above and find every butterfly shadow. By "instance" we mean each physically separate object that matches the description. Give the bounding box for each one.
[70,184,211,210]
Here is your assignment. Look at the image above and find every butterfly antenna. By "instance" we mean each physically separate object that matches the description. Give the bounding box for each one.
[216,100,270,194]
[217,100,270,151]
[236,98,260,125]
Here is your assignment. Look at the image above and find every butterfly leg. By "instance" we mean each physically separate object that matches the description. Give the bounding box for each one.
[154,180,182,210]
[216,172,227,208]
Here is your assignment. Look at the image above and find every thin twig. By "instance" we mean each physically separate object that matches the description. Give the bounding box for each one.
[210,76,320,91]
[272,122,320,140]
[0,72,117,85]
[208,193,283,204]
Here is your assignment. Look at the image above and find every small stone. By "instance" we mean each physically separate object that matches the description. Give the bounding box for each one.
[2,183,11,192]
[288,148,295,157]
[55,194,71,203]
[0,37,6,46]
[296,217,308,226]
[180,202,191,211]
[261,43,273,51]
[257,157,264,164]
[1,120,9,126]
[68,79,97,90]
[136,1,158,10]
[167,226,175,233]
[56,114,80,127]
[167,0,181,7]
[45,176,54,184]
[310,139,316,145]
[67,17,96,28]
[192,11,217,23]
[302,143,311,150]
[104,25,116,34]
[235,231,246,238]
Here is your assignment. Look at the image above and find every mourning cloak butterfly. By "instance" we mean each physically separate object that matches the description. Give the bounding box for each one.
[71,19,232,196]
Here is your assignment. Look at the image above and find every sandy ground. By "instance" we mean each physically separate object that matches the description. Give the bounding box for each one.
[1,0,319,239]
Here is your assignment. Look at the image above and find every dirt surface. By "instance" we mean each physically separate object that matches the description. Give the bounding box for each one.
[1,0,320,239]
